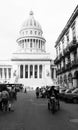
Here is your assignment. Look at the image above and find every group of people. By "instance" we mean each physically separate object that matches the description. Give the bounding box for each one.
[0,86,17,112]
[36,86,59,99]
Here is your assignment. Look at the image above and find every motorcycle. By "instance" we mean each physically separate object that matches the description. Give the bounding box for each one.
[48,96,60,114]
[36,92,39,98]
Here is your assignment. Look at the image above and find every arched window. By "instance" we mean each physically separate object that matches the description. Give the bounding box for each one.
[20,65,23,78]
[39,65,42,78]
[25,65,28,78]
[60,76,62,85]
[30,65,33,78]
[68,73,72,83]
[34,65,38,78]
[64,74,67,84]
[74,71,78,79]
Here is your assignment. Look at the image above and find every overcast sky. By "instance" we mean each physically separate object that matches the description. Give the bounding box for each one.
[0,0,78,60]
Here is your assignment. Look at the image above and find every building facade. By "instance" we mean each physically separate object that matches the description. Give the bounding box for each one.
[11,11,52,89]
[0,60,12,83]
[0,11,56,89]
[55,5,78,88]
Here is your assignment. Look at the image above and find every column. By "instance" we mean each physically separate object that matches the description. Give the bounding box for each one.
[38,65,39,79]
[18,65,20,78]
[64,35,67,48]
[2,68,4,80]
[76,17,78,42]
[40,40,41,49]
[33,65,34,78]
[69,27,72,43]
[28,65,30,78]
[23,65,25,78]
[6,68,8,79]
[77,48,78,58]
[42,65,45,79]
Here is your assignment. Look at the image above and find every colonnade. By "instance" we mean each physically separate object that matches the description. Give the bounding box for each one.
[19,64,45,79]
[18,38,45,51]
[0,68,11,79]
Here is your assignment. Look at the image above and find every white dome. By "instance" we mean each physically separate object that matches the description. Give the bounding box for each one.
[20,11,42,32]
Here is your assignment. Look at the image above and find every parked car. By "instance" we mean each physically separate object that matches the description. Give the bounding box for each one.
[59,88,67,100]
[64,88,76,94]
[64,88,78,103]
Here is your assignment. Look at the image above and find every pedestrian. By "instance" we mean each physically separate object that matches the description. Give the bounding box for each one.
[1,86,9,112]
[9,87,15,111]
[0,91,2,111]
[24,88,27,93]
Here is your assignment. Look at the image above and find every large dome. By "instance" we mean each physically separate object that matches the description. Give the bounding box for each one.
[17,11,46,53]
[20,11,42,33]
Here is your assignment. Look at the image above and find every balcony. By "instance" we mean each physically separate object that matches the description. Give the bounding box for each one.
[54,56,60,64]
[56,58,78,76]
[56,69,61,75]
[65,62,71,70]
[71,59,78,68]
[63,47,70,56]
[69,40,77,52]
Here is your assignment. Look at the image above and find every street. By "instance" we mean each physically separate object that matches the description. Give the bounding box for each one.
[0,91,78,130]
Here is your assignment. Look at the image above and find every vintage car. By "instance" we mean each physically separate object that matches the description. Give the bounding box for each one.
[64,88,78,103]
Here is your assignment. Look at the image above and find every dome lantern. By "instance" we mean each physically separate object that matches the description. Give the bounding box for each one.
[29,11,34,16]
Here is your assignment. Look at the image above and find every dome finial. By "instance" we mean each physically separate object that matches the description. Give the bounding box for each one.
[29,11,34,16]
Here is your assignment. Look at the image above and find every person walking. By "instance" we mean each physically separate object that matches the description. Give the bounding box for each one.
[1,86,9,112]
[9,87,15,111]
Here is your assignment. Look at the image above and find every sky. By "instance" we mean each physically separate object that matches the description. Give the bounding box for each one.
[0,0,78,60]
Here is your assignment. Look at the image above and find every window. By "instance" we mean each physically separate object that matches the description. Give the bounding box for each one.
[8,68,11,79]
[38,32,40,35]
[34,21,36,26]
[62,37,64,51]
[56,47,58,57]
[30,30,32,34]
[39,65,42,78]
[30,20,32,26]
[35,31,37,35]
[26,31,28,34]
[4,68,7,79]
[39,40,40,48]
[68,73,72,83]
[71,21,76,40]
[30,39,32,48]
[66,31,69,43]
[64,75,67,84]
[20,65,23,78]
[34,65,38,78]
[25,65,28,78]
[0,68,2,78]
[30,65,33,78]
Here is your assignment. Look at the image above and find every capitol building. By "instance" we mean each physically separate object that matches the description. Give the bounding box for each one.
[0,11,53,89]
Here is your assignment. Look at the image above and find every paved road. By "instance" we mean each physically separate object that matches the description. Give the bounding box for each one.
[0,91,78,130]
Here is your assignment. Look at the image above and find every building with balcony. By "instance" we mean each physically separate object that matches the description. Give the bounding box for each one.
[55,5,78,88]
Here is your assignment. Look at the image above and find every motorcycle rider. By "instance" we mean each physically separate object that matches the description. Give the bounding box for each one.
[48,85,60,109]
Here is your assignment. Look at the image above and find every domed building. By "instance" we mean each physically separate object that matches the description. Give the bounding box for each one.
[11,11,51,89]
